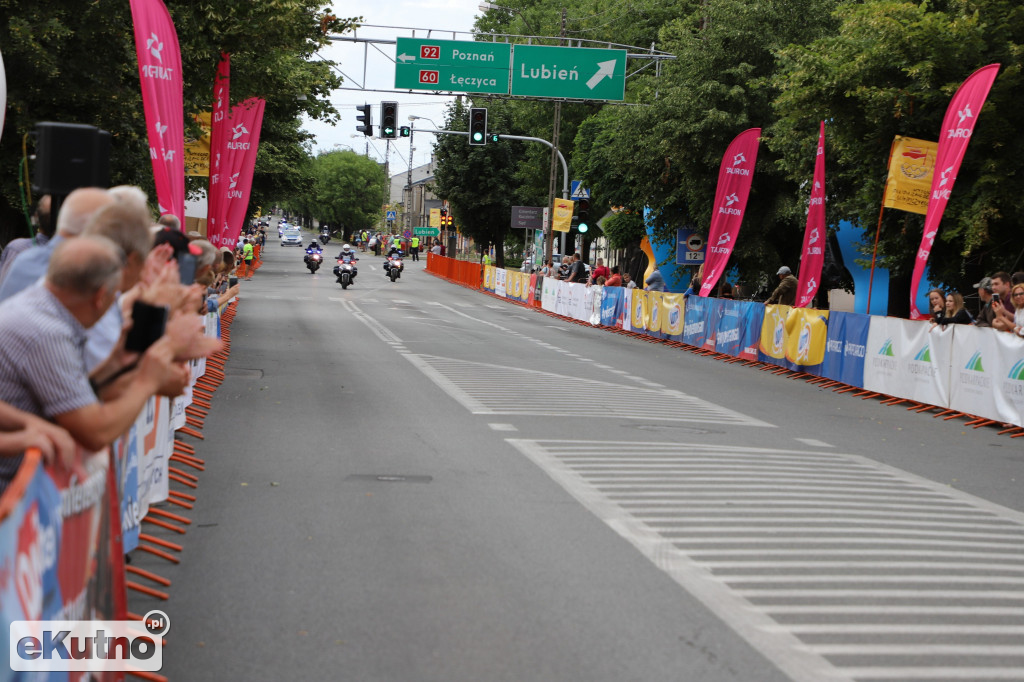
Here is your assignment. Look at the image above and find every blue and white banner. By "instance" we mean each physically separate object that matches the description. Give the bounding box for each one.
[822,311,870,388]
[600,287,625,327]
[683,296,712,347]
[863,316,953,406]
[949,324,1024,427]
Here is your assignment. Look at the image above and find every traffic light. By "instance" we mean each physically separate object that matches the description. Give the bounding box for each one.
[381,101,398,138]
[469,107,487,146]
[577,198,591,233]
[399,126,411,138]
[355,104,372,136]
[488,132,500,143]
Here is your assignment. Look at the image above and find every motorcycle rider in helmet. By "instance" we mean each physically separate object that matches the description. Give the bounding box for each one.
[304,239,322,264]
[335,243,358,278]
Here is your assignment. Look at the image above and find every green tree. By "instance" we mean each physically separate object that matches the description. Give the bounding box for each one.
[309,149,388,239]
[431,100,526,267]
[0,0,356,243]
[771,0,1024,307]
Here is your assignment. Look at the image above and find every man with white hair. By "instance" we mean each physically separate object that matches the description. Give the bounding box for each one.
[766,265,799,306]
[0,187,114,302]
[0,236,182,491]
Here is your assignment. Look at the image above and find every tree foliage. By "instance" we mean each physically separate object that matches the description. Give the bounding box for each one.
[431,100,526,267]
[0,0,357,242]
[307,149,388,238]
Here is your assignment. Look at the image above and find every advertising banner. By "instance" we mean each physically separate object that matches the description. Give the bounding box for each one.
[131,0,185,221]
[622,289,633,332]
[822,311,870,388]
[949,325,1024,426]
[600,287,625,327]
[759,304,792,366]
[712,299,743,356]
[702,298,725,351]
[206,53,230,244]
[565,282,587,321]
[114,424,142,553]
[784,307,830,374]
[883,136,938,215]
[183,111,211,177]
[527,273,538,304]
[647,291,664,339]
[738,302,764,361]
[796,121,826,308]
[630,289,649,332]
[910,64,1000,319]
[699,128,761,296]
[661,293,684,340]
[494,268,507,298]
[138,396,168,508]
[585,285,602,325]
[552,198,573,232]
[483,265,495,291]
[863,316,954,405]
[541,275,557,311]
[683,295,712,347]
[221,97,266,248]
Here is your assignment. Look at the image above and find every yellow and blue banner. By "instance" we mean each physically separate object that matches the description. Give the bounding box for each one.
[661,293,684,339]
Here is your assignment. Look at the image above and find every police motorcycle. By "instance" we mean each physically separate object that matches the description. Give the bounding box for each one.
[333,244,359,289]
[319,231,331,246]
[383,247,404,282]
[304,241,323,274]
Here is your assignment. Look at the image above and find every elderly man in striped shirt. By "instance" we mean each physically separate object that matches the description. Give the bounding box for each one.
[0,236,183,492]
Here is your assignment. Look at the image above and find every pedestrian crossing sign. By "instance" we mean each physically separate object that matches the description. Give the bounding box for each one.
[570,181,590,200]
[386,210,397,220]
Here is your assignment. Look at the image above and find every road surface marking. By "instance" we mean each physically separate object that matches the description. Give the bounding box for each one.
[505,439,1024,682]
[488,423,518,431]
[795,438,834,448]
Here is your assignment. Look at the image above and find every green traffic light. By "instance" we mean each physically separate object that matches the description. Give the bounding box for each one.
[578,223,589,233]
[472,132,483,142]
[384,127,395,135]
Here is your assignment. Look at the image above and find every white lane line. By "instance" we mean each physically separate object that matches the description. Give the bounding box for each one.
[368,265,376,271]
[488,423,518,432]
[837,668,1024,680]
[345,302,403,345]
[795,438,834,448]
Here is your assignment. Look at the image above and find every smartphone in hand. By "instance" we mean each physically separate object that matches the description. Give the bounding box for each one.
[125,301,169,353]
[229,276,238,287]
[178,253,197,285]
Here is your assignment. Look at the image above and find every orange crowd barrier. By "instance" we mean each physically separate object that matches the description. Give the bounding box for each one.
[426,252,483,288]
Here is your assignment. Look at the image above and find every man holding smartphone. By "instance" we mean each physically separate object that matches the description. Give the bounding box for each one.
[0,237,183,489]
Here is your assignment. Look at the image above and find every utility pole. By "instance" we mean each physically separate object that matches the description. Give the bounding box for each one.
[544,8,567,266]
[406,125,414,230]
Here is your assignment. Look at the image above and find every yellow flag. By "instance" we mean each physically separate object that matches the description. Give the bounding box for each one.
[552,198,573,232]
[184,112,212,177]
[429,208,441,228]
[883,136,938,215]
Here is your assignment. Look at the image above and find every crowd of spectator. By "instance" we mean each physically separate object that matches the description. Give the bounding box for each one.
[0,187,234,494]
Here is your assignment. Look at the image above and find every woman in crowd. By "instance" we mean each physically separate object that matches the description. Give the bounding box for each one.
[1009,283,1024,337]
[930,289,972,329]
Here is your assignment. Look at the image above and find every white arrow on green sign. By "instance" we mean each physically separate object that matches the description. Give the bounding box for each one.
[510,45,626,100]
[394,38,511,94]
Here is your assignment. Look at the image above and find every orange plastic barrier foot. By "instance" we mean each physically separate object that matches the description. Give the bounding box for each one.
[173,439,196,453]
[168,467,199,483]
[148,507,192,525]
[177,426,205,440]
[168,473,197,488]
[137,544,180,564]
[172,452,205,467]
[126,581,169,601]
[170,455,205,471]
[168,490,197,502]
[167,496,194,510]
[126,565,172,587]
[139,534,183,552]
[997,426,1024,435]
[142,516,186,534]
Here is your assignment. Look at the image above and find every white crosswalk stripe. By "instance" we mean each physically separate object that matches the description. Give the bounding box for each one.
[506,439,1024,682]
[407,354,769,426]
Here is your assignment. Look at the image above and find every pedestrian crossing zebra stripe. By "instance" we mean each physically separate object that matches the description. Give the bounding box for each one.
[506,439,1024,682]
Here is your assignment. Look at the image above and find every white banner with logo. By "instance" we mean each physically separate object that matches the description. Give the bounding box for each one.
[494,268,507,298]
[622,289,634,332]
[588,285,603,326]
[863,317,953,406]
[949,325,1024,426]
[541,276,558,312]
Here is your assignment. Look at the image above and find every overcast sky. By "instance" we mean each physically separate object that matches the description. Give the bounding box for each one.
[302,2,484,177]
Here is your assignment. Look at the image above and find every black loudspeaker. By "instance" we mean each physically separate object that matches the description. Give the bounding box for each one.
[32,122,111,195]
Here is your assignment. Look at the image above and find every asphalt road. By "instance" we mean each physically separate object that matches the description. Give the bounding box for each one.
[132,222,1024,682]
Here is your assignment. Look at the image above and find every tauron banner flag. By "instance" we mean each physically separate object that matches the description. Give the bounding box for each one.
[222,97,266,248]
[909,63,1000,319]
[699,128,761,296]
[796,121,826,308]
[130,0,184,221]
[0,45,7,144]
[207,53,231,247]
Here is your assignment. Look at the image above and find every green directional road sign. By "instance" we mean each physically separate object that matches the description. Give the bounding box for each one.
[511,45,626,100]
[413,226,440,237]
[395,38,511,94]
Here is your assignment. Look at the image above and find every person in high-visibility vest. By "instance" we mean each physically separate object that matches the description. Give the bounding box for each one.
[482,252,493,266]
[241,239,254,279]
[410,236,420,261]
